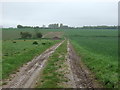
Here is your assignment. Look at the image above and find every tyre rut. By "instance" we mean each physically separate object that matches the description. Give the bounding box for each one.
[67,41,100,88]
[3,40,64,88]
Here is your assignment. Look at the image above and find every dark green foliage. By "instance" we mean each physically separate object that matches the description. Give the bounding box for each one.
[17,25,33,29]
[16,24,117,29]
[34,26,40,29]
[12,41,16,43]
[20,32,32,39]
[42,43,46,45]
[81,26,117,29]
[36,32,43,38]
[17,25,23,28]
[33,41,38,45]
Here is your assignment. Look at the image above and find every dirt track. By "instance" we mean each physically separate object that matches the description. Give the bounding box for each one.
[67,41,100,88]
[2,40,64,88]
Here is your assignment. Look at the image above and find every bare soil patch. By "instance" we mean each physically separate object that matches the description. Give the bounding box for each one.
[43,32,63,38]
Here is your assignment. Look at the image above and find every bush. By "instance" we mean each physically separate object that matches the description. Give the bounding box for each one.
[13,41,16,43]
[33,41,38,45]
[42,43,46,45]
[20,32,32,39]
[36,32,43,38]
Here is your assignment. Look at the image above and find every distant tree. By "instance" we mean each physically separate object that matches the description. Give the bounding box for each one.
[17,25,33,29]
[27,33,32,38]
[60,23,63,28]
[20,32,32,38]
[36,32,43,38]
[17,25,23,28]
[81,26,117,29]
[48,23,59,29]
[34,26,40,29]
[20,32,23,35]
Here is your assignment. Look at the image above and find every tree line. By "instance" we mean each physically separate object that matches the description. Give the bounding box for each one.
[79,26,117,29]
[17,24,117,29]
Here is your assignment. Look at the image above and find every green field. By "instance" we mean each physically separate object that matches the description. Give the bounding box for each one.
[2,28,118,88]
[2,28,117,39]
[64,29,118,88]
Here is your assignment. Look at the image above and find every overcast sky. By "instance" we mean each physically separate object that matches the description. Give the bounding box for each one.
[0,0,119,27]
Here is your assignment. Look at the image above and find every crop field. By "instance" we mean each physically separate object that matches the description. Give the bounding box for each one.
[64,29,118,88]
[1,28,118,88]
[70,37,118,88]
[2,39,60,79]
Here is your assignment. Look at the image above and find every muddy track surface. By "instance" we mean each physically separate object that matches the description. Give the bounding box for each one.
[67,41,100,88]
[2,40,64,88]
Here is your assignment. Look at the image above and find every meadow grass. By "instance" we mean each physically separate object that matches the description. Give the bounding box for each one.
[36,41,67,88]
[2,39,60,79]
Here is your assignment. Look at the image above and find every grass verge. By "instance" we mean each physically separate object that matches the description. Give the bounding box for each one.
[36,40,67,88]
